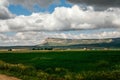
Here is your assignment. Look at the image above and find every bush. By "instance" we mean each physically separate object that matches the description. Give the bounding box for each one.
[75,74,84,80]
[112,64,120,70]
[8,49,12,51]
[0,60,35,75]
[82,70,120,80]
[37,71,49,80]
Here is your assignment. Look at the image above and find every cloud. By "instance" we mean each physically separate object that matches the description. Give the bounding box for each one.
[0,30,120,46]
[0,0,9,7]
[67,0,120,8]
[0,5,120,32]
[1,0,120,46]
[9,0,59,9]
[0,0,14,19]
[0,0,59,20]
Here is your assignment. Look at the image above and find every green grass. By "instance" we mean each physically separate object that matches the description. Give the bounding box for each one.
[0,50,120,72]
[0,50,120,80]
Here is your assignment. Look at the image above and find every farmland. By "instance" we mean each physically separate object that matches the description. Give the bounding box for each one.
[0,50,120,80]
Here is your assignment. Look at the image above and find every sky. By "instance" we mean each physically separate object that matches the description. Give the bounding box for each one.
[0,0,120,46]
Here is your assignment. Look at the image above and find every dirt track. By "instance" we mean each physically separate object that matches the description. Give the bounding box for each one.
[0,74,21,80]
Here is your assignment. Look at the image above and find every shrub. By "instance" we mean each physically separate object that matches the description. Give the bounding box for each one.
[37,71,49,80]
[8,49,12,51]
[75,74,84,80]
[0,60,35,75]
[112,64,120,70]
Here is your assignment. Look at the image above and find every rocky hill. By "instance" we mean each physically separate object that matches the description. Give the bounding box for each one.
[38,37,120,48]
[40,37,115,46]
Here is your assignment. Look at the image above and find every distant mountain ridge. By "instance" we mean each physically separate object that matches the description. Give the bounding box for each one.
[39,37,120,46]
[0,37,119,50]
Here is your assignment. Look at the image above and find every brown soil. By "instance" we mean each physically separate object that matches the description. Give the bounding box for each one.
[0,74,21,80]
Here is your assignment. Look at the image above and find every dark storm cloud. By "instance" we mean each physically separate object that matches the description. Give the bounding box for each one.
[0,10,13,19]
[67,0,120,7]
[0,0,14,19]
[9,0,59,9]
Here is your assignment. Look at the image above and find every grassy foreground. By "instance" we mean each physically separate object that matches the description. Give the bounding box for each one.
[0,50,120,80]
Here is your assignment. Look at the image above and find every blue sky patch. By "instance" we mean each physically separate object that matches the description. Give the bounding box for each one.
[8,0,72,15]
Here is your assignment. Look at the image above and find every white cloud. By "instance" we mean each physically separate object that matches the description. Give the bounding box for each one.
[0,5,120,32]
[0,0,59,19]
[0,3,120,45]
[0,0,8,7]
[0,30,120,46]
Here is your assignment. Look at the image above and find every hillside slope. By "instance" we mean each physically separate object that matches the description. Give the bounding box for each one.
[39,37,120,47]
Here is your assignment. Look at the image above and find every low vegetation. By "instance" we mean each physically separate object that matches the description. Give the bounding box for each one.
[0,50,120,80]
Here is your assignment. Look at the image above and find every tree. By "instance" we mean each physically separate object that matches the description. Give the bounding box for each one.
[8,48,12,51]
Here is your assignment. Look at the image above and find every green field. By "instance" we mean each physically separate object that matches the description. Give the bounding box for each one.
[0,50,120,80]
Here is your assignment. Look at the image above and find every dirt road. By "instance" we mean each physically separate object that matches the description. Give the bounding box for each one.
[0,74,21,80]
